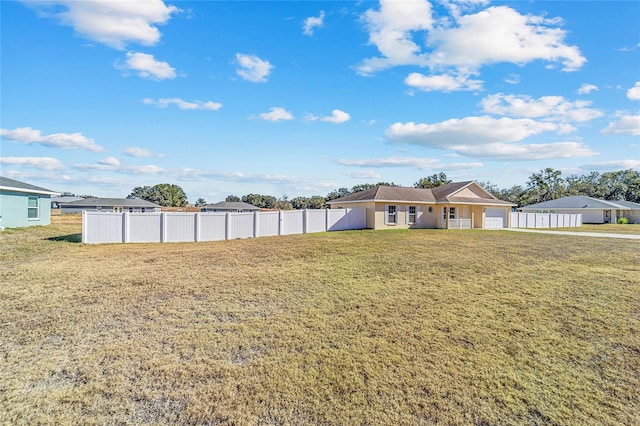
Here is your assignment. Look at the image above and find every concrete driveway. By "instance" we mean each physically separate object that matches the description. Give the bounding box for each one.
[506,228,640,240]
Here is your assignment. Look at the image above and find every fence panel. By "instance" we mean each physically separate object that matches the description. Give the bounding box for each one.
[82,209,366,244]
[165,213,196,242]
[307,210,327,233]
[257,212,279,237]
[200,213,227,241]
[510,212,582,228]
[83,212,123,243]
[228,213,254,239]
[281,210,304,235]
[129,213,161,243]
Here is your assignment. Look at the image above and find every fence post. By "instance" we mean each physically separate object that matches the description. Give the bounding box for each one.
[123,212,129,243]
[194,213,200,242]
[253,211,259,238]
[325,209,330,231]
[82,211,87,243]
[278,210,283,235]
[225,212,230,240]
[303,209,308,234]
[160,212,166,243]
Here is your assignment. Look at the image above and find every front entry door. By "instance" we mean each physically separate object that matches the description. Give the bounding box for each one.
[604,210,611,223]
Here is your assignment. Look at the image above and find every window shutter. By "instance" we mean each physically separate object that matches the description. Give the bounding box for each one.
[406,205,410,224]
[417,207,421,224]
[384,205,389,225]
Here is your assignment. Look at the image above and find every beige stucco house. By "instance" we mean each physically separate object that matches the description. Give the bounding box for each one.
[327,182,515,230]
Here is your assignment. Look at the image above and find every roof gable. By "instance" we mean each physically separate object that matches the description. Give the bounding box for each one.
[0,176,58,196]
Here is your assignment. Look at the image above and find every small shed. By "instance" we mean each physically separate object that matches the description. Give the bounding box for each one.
[520,196,640,224]
[60,198,162,214]
[200,201,260,213]
[0,176,59,229]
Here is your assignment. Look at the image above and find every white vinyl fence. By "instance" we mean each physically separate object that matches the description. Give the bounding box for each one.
[510,212,582,228]
[82,209,366,244]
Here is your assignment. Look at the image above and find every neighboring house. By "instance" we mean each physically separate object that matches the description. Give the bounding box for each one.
[200,201,260,213]
[60,198,162,214]
[520,196,640,224]
[51,196,83,208]
[0,176,59,229]
[327,181,515,230]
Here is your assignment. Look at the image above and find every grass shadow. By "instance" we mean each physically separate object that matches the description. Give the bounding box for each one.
[47,233,82,243]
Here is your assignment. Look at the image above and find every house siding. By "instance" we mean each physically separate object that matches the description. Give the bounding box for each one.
[0,190,52,228]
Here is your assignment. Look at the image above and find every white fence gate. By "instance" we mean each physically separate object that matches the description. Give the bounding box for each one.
[510,212,582,228]
[82,209,366,244]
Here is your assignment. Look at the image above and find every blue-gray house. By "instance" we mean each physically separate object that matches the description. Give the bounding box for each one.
[0,176,59,229]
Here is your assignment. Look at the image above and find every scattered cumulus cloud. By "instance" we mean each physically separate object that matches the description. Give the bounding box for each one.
[504,74,520,85]
[307,109,351,123]
[581,159,640,171]
[337,156,483,171]
[258,107,293,122]
[601,115,640,136]
[405,72,482,92]
[98,157,121,166]
[578,84,598,95]
[0,156,64,170]
[21,0,180,49]
[480,93,604,122]
[118,52,176,79]
[143,97,222,110]
[627,82,640,100]
[303,10,325,36]
[344,170,383,179]
[0,127,103,152]
[357,3,586,92]
[384,116,597,160]
[235,53,273,83]
[123,146,161,157]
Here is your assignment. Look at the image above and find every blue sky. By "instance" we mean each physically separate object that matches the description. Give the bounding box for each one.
[1,0,639,203]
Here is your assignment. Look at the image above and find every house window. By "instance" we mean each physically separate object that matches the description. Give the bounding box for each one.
[28,196,39,219]
[443,207,456,220]
[407,206,417,223]
[386,205,397,224]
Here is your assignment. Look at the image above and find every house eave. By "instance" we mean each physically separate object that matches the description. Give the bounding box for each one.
[0,185,60,196]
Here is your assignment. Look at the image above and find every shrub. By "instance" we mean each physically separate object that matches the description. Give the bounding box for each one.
[617,217,629,224]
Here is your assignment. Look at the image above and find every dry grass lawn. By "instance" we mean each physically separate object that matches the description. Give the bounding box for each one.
[1,216,638,425]
[554,223,640,235]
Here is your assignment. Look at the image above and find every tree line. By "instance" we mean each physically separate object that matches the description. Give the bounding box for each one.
[122,169,639,208]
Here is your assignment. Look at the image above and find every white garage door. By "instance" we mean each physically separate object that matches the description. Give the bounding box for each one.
[485,208,506,228]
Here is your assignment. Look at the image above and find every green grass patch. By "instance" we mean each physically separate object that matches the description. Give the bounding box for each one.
[1,218,638,425]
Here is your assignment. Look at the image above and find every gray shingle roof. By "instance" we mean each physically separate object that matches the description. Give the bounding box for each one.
[202,201,260,210]
[327,182,515,206]
[0,176,58,195]
[62,198,161,208]
[521,196,639,210]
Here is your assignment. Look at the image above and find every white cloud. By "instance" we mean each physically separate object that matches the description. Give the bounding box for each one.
[357,3,585,91]
[357,0,433,75]
[98,157,120,166]
[405,72,482,92]
[259,107,293,122]
[0,156,64,170]
[22,0,180,49]
[118,52,176,79]
[427,6,586,72]
[480,93,603,122]
[124,146,160,157]
[504,74,520,85]
[344,170,383,180]
[236,53,273,83]
[337,156,483,170]
[303,11,325,36]
[578,83,598,95]
[0,126,103,152]
[601,115,640,136]
[308,109,351,123]
[143,97,222,110]
[627,82,640,100]
[386,116,560,147]
[384,116,597,160]
[581,160,640,171]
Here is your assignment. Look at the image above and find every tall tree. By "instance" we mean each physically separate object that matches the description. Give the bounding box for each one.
[194,198,207,207]
[524,168,566,204]
[225,195,241,202]
[128,183,188,207]
[414,172,452,189]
